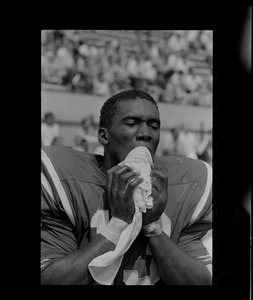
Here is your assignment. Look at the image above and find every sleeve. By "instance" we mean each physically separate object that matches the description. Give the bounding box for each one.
[177,161,213,275]
[41,149,79,273]
[41,184,78,273]
[177,208,212,267]
[40,147,102,273]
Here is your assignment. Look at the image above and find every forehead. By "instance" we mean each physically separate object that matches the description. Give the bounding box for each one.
[115,98,160,120]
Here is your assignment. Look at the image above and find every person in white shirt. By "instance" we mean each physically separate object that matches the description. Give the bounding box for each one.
[175,124,199,159]
[41,112,61,146]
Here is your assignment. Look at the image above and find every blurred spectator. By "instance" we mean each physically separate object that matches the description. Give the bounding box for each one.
[167,54,188,73]
[41,112,62,146]
[55,37,75,86]
[139,54,157,82]
[187,30,201,50]
[174,124,199,159]
[182,67,201,92]
[73,115,100,153]
[156,130,177,157]
[78,42,91,57]
[41,48,62,84]
[93,72,111,96]
[197,137,212,166]
[196,122,212,165]
[126,51,140,78]
[167,31,187,52]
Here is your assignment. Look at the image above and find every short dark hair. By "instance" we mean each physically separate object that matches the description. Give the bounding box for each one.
[99,89,159,128]
[43,112,55,121]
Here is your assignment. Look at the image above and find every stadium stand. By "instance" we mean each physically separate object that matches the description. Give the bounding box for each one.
[41,30,212,107]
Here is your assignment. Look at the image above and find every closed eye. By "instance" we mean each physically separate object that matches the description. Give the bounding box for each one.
[149,122,160,129]
[147,121,160,130]
[124,119,141,127]
[125,122,138,127]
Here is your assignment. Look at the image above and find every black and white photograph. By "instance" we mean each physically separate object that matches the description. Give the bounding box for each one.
[41,30,213,285]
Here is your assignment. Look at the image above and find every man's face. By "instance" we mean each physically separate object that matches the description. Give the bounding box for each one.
[105,98,160,163]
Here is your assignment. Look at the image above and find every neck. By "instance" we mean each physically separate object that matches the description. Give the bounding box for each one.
[100,151,118,174]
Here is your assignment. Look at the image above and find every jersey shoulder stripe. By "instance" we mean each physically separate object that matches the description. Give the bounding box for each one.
[41,146,107,249]
[41,172,54,200]
[154,156,210,186]
[41,149,76,226]
[188,161,212,225]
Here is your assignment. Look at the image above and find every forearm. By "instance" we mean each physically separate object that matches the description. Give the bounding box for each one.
[41,233,115,285]
[147,232,212,285]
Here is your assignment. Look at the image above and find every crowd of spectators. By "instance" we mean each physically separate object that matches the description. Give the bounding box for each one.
[41,30,212,107]
[156,123,212,165]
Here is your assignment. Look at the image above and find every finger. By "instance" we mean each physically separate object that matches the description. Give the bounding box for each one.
[118,171,141,191]
[108,165,132,193]
[125,177,144,199]
[106,165,122,191]
[150,163,156,171]
[152,179,162,194]
[150,176,157,184]
[150,170,167,187]
[111,165,137,193]
[150,169,166,179]
[151,185,159,199]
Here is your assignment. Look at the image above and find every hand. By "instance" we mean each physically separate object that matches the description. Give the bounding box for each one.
[142,167,168,226]
[106,165,144,224]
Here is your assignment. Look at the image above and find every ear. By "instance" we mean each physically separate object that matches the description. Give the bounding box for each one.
[98,127,109,145]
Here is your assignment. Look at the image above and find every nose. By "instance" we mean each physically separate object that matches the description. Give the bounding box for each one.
[136,122,152,141]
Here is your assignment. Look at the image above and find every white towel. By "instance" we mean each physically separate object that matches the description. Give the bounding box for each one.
[88,146,153,285]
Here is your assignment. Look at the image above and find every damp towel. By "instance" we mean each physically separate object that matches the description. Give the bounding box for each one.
[88,146,153,285]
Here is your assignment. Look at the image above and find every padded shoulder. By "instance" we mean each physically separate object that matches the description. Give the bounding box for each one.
[154,156,209,187]
[41,146,106,186]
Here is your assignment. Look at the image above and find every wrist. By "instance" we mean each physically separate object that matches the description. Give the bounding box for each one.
[97,217,128,244]
[142,218,163,237]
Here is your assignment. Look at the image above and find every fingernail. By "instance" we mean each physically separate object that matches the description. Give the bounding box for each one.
[151,177,156,183]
